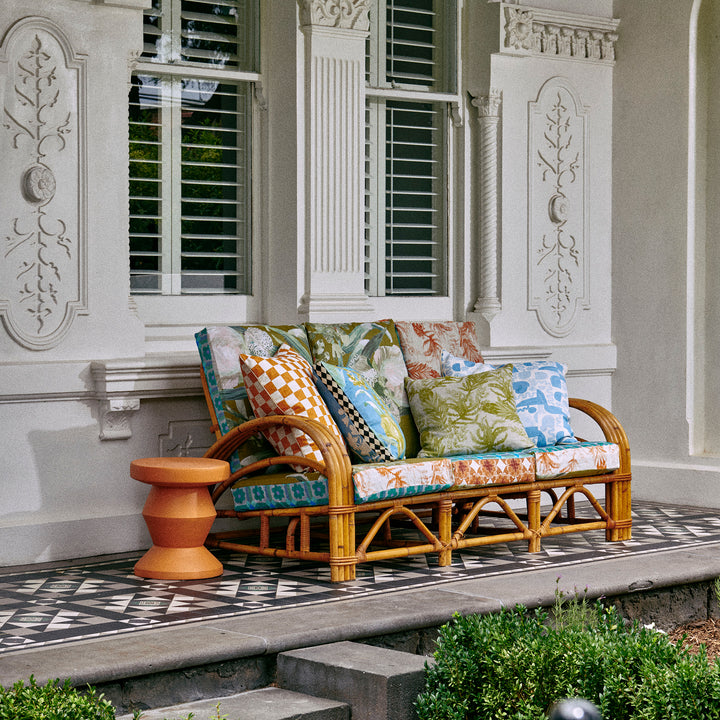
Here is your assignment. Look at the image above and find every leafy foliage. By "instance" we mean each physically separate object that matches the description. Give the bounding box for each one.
[0,677,115,720]
[416,603,720,720]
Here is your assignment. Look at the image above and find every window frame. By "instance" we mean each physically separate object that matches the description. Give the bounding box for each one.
[364,0,462,305]
[129,0,264,341]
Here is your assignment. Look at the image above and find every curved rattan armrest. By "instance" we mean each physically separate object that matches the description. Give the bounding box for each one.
[569,397,631,473]
[202,414,353,506]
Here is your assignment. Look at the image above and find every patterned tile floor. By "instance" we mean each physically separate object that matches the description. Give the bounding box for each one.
[1,501,719,655]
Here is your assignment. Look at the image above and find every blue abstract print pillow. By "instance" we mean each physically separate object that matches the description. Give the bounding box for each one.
[441,350,576,447]
[314,362,406,463]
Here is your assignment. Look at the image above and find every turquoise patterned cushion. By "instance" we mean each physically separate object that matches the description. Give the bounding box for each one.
[314,362,406,463]
[441,351,576,448]
[231,472,329,511]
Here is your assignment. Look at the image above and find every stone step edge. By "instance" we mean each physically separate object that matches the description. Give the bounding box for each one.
[115,686,349,720]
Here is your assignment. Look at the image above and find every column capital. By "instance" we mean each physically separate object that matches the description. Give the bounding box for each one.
[298,0,370,31]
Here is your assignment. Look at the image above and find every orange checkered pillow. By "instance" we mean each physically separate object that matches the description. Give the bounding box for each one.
[239,344,346,468]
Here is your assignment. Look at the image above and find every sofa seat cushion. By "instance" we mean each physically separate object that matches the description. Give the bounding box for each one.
[532,441,620,479]
[396,321,484,379]
[352,457,453,503]
[231,471,329,511]
[230,458,453,511]
[449,450,536,487]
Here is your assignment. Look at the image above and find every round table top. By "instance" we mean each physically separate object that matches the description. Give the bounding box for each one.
[130,457,230,486]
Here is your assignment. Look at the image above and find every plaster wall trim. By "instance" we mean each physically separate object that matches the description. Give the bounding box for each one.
[633,464,720,510]
[0,17,89,350]
[527,75,590,338]
[90,357,204,440]
[500,2,619,63]
[481,342,616,376]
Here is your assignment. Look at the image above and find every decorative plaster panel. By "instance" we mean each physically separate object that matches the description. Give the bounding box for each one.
[0,18,87,350]
[528,76,589,338]
[502,3,619,63]
[298,0,370,31]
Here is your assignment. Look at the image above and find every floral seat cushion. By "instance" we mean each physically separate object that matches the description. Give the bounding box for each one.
[532,442,620,479]
[449,450,536,487]
[230,457,453,510]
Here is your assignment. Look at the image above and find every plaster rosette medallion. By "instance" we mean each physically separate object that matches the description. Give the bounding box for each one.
[528,77,589,338]
[298,0,370,31]
[0,18,87,350]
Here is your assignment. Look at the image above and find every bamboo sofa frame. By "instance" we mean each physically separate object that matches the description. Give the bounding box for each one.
[200,372,632,583]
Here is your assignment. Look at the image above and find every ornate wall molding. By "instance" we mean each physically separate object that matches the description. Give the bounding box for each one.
[502,3,619,63]
[528,76,589,338]
[0,17,87,350]
[470,89,502,323]
[298,0,370,31]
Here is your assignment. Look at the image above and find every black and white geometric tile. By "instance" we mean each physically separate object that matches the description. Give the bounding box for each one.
[1,501,718,655]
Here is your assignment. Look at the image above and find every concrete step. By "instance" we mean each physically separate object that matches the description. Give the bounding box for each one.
[115,687,349,720]
[277,641,430,720]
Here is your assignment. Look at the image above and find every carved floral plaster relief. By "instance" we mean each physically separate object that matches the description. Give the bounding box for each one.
[528,76,589,337]
[0,18,87,350]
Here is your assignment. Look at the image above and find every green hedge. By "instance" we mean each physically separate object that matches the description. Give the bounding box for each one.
[416,604,720,720]
[0,677,115,720]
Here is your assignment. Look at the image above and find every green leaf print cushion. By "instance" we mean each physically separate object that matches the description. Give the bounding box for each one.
[405,365,535,458]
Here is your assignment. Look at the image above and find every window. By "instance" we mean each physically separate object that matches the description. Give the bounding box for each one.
[129,0,259,295]
[365,0,458,297]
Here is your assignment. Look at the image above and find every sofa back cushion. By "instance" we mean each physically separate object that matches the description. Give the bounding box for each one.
[305,320,420,456]
[240,344,347,470]
[195,325,311,473]
[395,321,484,379]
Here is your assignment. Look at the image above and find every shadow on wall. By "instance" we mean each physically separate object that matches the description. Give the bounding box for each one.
[0,424,150,566]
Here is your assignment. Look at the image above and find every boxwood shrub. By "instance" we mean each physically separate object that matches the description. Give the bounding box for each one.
[416,603,720,720]
[0,677,116,720]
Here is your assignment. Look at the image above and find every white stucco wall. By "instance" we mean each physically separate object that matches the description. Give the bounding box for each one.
[613,0,720,506]
[0,0,625,567]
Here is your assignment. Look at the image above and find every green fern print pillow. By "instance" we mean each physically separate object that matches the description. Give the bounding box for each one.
[405,365,535,458]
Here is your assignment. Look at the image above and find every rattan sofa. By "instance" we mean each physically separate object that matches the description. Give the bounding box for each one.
[196,320,631,583]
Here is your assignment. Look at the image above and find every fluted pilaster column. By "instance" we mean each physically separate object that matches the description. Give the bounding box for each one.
[297,0,374,320]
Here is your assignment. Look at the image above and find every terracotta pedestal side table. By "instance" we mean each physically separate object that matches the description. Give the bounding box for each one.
[131,457,230,580]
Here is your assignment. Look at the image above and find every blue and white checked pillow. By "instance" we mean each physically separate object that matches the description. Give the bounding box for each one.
[441,350,576,447]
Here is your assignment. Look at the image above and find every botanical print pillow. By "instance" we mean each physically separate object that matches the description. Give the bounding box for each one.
[405,366,534,458]
[314,362,406,463]
[239,344,346,469]
[305,320,419,457]
[441,351,576,447]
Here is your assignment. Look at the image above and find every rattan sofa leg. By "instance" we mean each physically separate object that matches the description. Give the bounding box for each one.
[527,489,542,553]
[606,477,632,542]
[437,498,453,566]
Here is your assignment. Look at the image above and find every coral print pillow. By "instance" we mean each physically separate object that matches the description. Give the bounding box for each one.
[405,365,534,458]
[239,344,346,469]
[441,350,576,447]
